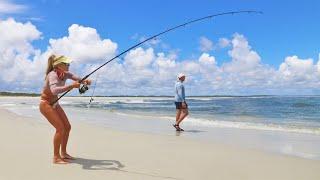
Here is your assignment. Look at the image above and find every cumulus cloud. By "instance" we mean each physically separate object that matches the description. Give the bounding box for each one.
[199,53,216,65]
[218,38,230,48]
[199,36,213,52]
[153,52,177,83]
[0,19,118,94]
[49,24,117,64]
[0,18,43,91]
[124,47,154,69]
[223,33,262,74]
[279,56,318,86]
[0,18,41,51]
[1,18,320,95]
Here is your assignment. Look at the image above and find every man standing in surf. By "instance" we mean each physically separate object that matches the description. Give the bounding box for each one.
[173,73,189,131]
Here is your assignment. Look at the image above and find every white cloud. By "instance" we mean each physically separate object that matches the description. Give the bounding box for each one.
[49,24,118,64]
[124,47,154,69]
[279,56,318,83]
[0,18,42,91]
[0,20,119,94]
[199,36,213,52]
[139,36,161,46]
[0,18,41,51]
[131,34,162,48]
[155,52,176,69]
[199,53,216,65]
[316,53,320,73]
[218,38,230,48]
[153,52,177,82]
[1,18,320,95]
[223,33,261,73]
[0,0,27,14]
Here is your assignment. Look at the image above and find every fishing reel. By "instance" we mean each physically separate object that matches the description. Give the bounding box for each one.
[79,84,89,94]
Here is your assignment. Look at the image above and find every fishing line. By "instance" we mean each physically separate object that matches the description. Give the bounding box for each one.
[51,10,262,105]
[89,71,100,104]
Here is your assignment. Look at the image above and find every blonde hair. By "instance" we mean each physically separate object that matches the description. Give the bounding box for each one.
[45,54,56,76]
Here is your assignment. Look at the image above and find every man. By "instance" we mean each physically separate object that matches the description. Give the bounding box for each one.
[173,73,189,131]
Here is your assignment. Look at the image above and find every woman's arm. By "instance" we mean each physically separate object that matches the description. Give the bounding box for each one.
[66,71,81,81]
[48,72,80,95]
[50,84,74,95]
[66,71,91,85]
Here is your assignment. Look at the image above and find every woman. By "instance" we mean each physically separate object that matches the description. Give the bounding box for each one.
[39,55,91,164]
[173,73,189,131]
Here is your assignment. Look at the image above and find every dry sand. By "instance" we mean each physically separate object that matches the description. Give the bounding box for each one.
[0,108,319,180]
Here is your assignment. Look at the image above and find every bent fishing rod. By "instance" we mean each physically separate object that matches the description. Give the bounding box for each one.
[52,10,262,105]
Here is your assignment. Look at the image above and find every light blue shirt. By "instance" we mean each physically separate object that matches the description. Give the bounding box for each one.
[175,81,185,102]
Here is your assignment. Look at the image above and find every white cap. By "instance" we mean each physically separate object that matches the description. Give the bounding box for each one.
[177,73,185,79]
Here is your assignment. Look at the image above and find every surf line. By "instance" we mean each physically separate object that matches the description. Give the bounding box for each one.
[51,10,262,105]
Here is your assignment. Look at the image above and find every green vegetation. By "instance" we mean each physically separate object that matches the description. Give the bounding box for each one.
[0,92,40,97]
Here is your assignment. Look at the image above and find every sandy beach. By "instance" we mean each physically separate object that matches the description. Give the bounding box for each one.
[0,107,319,180]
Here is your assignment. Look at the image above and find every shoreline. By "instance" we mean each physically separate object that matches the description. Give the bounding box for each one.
[1,107,320,179]
[1,96,320,161]
[4,94,320,98]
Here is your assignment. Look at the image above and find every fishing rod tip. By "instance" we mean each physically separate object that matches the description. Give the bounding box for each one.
[246,10,264,15]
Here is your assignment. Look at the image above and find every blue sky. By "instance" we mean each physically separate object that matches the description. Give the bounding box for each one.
[9,0,320,67]
[0,0,320,95]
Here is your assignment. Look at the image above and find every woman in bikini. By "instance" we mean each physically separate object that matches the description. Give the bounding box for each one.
[39,55,91,164]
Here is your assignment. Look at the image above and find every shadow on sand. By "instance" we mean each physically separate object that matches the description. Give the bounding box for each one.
[72,158,125,170]
[175,129,206,136]
[72,157,181,179]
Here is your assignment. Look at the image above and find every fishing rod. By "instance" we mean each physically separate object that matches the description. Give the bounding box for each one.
[52,10,262,105]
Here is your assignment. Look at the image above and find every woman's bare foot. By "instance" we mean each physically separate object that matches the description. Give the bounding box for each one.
[61,153,76,160]
[53,157,69,164]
